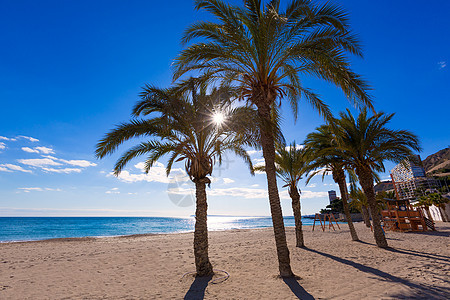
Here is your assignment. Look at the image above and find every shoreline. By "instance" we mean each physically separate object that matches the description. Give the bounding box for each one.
[0,224,322,244]
[1,222,448,299]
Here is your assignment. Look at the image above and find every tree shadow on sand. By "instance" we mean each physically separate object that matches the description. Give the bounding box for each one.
[357,240,450,263]
[304,248,449,299]
[282,277,315,299]
[184,275,213,300]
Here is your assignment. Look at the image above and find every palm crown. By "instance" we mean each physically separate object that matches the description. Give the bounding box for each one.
[335,108,422,174]
[95,80,254,181]
[174,0,373,117]
[274,142,307,193]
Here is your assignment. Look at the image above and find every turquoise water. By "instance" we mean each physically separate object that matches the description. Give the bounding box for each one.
[0,216,325,242]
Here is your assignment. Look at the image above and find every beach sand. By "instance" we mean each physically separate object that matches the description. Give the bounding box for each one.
[0,222,449,299]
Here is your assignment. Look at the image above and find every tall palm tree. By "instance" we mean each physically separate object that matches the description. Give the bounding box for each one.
[304,125,359,241]
[96,80,254,276]
[255,141,308,247]
[333,109,421,248]
[174,0,372,277]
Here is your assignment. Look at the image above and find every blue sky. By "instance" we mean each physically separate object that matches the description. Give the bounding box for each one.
[1,0,449,217]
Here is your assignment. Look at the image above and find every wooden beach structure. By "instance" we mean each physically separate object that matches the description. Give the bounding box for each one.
[312,213,341,232]
[381,199,430,232]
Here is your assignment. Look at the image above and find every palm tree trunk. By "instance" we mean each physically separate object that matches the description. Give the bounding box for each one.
[357,168,388,248]
[361,205,371,227]
[194,178,213,277]
[257,103,294,277]
[439,205,449,222]
[333,169,359,241]
[289,187,304,248]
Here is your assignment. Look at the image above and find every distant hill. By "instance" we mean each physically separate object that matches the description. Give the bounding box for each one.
[422,147,450,176]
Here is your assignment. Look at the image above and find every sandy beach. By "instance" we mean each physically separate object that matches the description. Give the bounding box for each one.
[0,222,449,299]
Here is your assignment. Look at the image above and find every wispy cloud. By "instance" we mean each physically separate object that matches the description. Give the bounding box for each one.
[168,186,328,200]
[0,164,33,173]
[18,187,62,192]
[22,147,40,153]
[18,158,62,167]
[223,178,235,184]
[22,146,54,154]
[44,156,97,167]
[246,150,262,156]
[114,161,189,184]
[0,207,174,217]
[42,167,82,174]
[438,61,447,69]
[0,142,5,150]
[18,136,39,142]
[0,136,17,141]
[106,187,120,194]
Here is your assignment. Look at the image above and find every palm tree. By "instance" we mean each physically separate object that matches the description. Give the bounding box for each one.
[96,80,254,276]
[349,185,371,228]
[255,141,308,247]
[304,125,359,241]
[174,0,372,277]
[333,109,421,248]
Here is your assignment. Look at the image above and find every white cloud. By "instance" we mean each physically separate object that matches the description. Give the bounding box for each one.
[251,184,259,187]
[223,178,235,184]
[15,155,95,173]
[168,186,329,201]
[45,188,62,191]
[18,136,39,142]
[42,167,82,174]
[169,186,268,199]
[18,187,61,193]
[43,156,98,167]
[0,166,12,172]
[0,142,5,150]
[285,144,304,151]
[106,187,120,194]
[0,136,17,141]
[299,190,328,199]
[63,159,97,167]
[18,158,62,167]
[22,147,54,154]
[22,147,40,153]
[35,146,54,154]
[0,164,33,173]
[438,61,447,69]
[308,183,317,188]
[247,150,262,156]
[18,187,43,192]
[114,161,189,184]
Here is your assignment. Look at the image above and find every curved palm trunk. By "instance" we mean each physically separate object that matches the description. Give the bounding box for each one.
[361,205,371,227]
[193,178,213,276]
[258,104,294,277]
[356,168,388,248]
[333,169,359,241]
[289,187,304,248]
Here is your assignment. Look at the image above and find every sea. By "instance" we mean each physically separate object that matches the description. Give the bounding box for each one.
[0,216,327,243]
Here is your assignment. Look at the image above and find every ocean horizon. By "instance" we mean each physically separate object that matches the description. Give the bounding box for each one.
[0,216,337,243]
